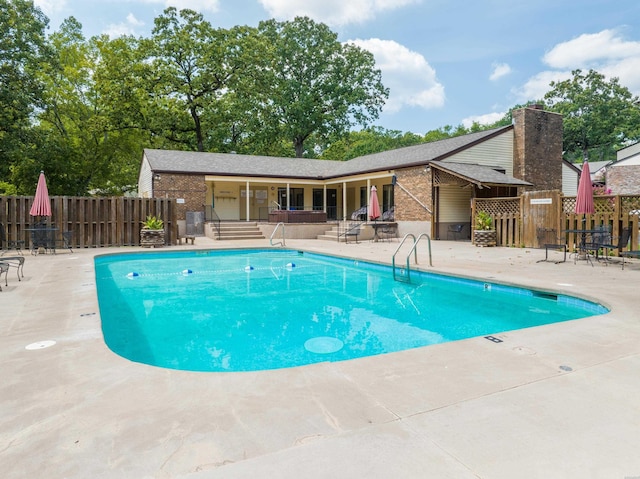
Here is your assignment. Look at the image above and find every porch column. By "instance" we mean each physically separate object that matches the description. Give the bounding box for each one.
[366,178,371,219]
[246,180,250,222]
[342,181,347,222]
[323,185,327,213]
[286,183,290,210]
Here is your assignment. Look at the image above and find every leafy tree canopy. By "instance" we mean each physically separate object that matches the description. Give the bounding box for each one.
[544,69,640,163]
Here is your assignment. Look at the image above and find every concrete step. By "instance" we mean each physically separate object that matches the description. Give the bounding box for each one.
[212,221,264,240]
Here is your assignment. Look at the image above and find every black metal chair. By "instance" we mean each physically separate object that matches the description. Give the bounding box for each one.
[447,224,464,240]
[59,231,74,253]
[536,227,567,264]
[1,256,25,282]
[0,262,9,290]
[0,222,25,256]
[599,227,631,265]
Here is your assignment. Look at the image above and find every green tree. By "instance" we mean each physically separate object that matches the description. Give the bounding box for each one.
[321,127,423,160]
[0,0,51,182]
[251,17,389,158]
[141,8,253,152]
[11,18,145,195]
[544,69,640,163]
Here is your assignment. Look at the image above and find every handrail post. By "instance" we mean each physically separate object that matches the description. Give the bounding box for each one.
[270,222,286,247]
[392,232,432,282]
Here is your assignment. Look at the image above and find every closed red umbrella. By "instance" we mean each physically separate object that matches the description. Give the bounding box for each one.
[368,186,381,221]
[575,161,594,256]
[575,161,594,215]
[30,171,52,218]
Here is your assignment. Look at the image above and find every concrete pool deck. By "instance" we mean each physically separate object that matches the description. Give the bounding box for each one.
[2,237,640,478]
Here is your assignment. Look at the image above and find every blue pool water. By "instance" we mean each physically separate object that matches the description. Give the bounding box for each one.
[95,249,608,372]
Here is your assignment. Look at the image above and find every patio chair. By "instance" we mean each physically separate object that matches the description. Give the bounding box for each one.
[0,262,8,290]
[536,227,567,263]
[584,224,611,262]
[1,222,25,256]
[58,231,74,253]
[447,224,464,240]
[378,224,397,242]
[598,227,631,264]
[345,222,361,243]
[0,256,25,282]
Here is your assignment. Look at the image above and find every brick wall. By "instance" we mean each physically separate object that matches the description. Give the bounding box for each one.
[394,166,433,221]
[513,106,563,191]
[153,173,206,220]
[607,165,640,195]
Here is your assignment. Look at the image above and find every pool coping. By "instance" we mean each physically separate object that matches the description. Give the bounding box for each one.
[2,238,640,478]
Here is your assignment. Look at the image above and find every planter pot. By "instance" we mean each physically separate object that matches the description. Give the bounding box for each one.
[474,229,496,247]
[140,228,165,248]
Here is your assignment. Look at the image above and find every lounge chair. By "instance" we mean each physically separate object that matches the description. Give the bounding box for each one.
[1,222,25,256]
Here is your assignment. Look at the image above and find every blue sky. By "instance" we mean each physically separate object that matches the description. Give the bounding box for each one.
[35,0,640,135]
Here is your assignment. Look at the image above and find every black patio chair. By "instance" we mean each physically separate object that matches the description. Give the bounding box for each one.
[447,224,464,241]
[1,222,25,256]
[0,262,8,290]
[536,227,567,264]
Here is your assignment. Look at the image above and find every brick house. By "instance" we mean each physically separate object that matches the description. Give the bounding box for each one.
[138,106,566,240]
[607,142,640,195]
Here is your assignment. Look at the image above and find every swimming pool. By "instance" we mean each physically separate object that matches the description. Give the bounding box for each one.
[95,249,608,372]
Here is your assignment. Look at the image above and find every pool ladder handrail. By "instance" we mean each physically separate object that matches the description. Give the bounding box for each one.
[392,233,432,282]
[270,222,286,247]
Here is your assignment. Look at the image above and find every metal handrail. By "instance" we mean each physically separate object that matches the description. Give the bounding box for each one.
[209,209,221,239]
[270,222,286,247]
[392,233,432,282]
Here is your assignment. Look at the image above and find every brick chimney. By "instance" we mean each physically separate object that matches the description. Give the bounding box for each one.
[512,106,563,190]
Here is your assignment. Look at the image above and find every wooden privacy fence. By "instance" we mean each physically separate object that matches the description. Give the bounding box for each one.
[474,192,640,251]
[1,196,177,249]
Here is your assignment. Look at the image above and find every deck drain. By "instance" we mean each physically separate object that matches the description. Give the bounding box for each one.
[304,337,344,354]
[484,335,503,343]
[25,340,56,350]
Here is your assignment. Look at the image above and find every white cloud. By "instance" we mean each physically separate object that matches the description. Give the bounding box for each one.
[543,29,640,69]
[489,62,511,81]
[138,0,220,12]
[165,0,220,12]
[348,38,445,113]
[259,0,419,26]
[34,0,67,16]
[513,70,571,103]
[461,112,505,128]
[103,13,145,38]
[512,29,640,104]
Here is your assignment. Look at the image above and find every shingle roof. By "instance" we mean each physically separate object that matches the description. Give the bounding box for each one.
[143,125,513,179]
[432,162,532,187]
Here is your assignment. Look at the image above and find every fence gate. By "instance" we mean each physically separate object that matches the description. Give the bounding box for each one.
[522,190,563,248]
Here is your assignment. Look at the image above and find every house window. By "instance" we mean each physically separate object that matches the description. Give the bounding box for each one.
[278,187,305,210]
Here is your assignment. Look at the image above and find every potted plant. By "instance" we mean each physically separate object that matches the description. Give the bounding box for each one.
[140,215,165,247]
[473,210,496,247]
